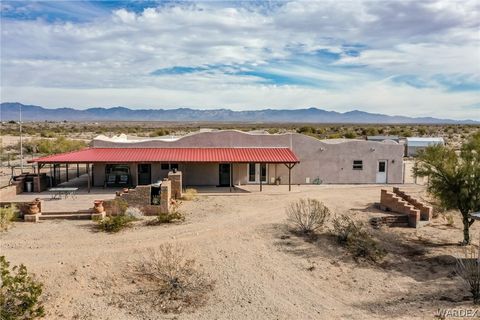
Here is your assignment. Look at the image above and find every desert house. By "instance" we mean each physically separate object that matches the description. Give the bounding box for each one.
[29,130,405,191]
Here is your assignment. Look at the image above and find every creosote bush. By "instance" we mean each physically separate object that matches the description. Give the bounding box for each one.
[0,205,18,232]
[456,248,480,304]
[332,214,386,263]
[131,244,214,313]
[97,214,136,233]
[104,198,128,216]
[286,198,330,234]
[146,202,185,225]
[0,256,45,319]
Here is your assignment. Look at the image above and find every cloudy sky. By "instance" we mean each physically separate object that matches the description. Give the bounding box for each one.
[1,0,479,119]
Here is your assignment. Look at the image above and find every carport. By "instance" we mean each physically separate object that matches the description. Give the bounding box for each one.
[29,147,299,192]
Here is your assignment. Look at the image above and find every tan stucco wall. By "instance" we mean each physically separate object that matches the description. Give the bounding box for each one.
[92,131,405,185]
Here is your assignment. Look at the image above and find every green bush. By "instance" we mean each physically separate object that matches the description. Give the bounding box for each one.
[0,256,45,319]
[104,198,128,216]
[97,215,136,233]
[149,129,170,137]
[456,248,480,304]
[146,202,185,225]
[24,137,86,155]
[332,215,386,262]
[344,131,357,139]
[0,206,18,232]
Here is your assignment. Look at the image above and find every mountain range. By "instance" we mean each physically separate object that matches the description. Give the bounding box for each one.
[1,102,478,124]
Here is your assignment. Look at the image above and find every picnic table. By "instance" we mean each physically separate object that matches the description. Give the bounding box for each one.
[48,187,79,199]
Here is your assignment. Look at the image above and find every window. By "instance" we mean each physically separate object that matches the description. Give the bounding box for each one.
[161,163,178,170]
[378,161,386,173]
[353,160,363,170]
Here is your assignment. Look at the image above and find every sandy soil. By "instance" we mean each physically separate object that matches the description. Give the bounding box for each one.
[1,185,478,319]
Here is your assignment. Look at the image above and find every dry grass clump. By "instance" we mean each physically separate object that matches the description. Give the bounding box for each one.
[286,198,330,234]
[0,205,18,232]
[332,214,386,263]
[456,248,480,304]
[180,188,198,201]
[131,244,214,313]
[146,201,185,225]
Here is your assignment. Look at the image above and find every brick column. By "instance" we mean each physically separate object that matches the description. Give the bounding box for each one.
[160,179,171,214]
[167,171,182,199]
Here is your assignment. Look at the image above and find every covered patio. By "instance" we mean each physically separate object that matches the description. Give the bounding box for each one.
[28,147,300,193]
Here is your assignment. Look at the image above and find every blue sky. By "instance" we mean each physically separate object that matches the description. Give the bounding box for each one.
[1,0,479,119]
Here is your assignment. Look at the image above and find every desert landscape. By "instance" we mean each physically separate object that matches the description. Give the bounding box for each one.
[1,184,478,319]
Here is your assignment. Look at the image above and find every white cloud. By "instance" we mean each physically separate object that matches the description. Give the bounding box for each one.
[1,0,479,119]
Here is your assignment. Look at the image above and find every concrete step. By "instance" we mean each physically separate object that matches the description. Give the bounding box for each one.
[370,215,409,228]
[41,210,92,216]
[39,213,92,220]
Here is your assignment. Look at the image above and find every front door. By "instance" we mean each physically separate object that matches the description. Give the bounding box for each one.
[218,164,231,186]
[248,163,267,183]
[138,164,151,185]
[376,160,387,183]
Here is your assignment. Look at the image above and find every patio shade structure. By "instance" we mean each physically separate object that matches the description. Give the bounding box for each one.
[29,147,299,192]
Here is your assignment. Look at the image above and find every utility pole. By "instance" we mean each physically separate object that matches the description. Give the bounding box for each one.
[19,104,24,173]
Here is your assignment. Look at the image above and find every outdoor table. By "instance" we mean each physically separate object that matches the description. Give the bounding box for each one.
[48,187,79,199]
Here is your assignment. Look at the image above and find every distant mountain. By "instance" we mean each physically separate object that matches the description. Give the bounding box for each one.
[0,102,478,124]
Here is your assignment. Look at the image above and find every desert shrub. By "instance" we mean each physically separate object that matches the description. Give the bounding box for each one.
[149,129,170,137]
[132,244,214,313]
[286,199,330,234]
[297,126,316,134]
[0,205,18,232]
[125,207,144,219]
[0,256,45,319]
[180,188,198,201]
[344,131,357,139]
[456,248,480,304]
[97,215,136,233]
[104,198,128,216]
[332,214,386,262]
[146,202,185,225]
[445,213,455,227]
[24,137,86,155]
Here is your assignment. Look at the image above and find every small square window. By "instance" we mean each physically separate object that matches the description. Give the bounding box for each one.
[161,163,169,170]
[353,160,363,170]
[170,163,179,170]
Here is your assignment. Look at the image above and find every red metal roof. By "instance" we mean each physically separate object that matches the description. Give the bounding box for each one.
[29,148,299,164]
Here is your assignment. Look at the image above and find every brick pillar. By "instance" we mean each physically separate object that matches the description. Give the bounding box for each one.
[160,179,171,214]
[167,171,182,199]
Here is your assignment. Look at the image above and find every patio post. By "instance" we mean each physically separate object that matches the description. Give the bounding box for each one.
[76,164,80,177]
[66,163,69,182]
[229,162,233,193]
[37,163,43,193]
[284,163,296,192]
[86,163,91,193]
[53,164,57,186]
[260,166,263,192]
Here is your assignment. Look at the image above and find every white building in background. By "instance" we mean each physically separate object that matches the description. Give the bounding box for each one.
[406,137,445,157]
